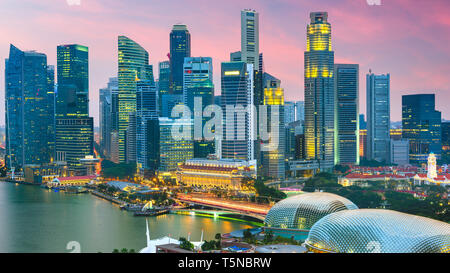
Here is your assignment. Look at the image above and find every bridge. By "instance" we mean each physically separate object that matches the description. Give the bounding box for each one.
[173,193,270,221]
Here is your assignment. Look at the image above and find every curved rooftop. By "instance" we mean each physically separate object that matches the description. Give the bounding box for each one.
[264,192,358,231]
[306,209,450,253]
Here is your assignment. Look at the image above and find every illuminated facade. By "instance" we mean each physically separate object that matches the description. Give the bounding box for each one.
[158,61,170,114]
[158,118,194,173]
[366,72,390,163]
[5,45,55,168]
[176,159,257,190]
[117,36,153,162]
[170,25,191,95]
[221,61,255,161]
[262,73,285,180]
[402,94,442,164]
[99,77,118,160]
[334,64,359,165]
[264,192,358,240]
[304,12,335,171]
[56,44,94,174]
[241,9,259,71]
[183,57,215,158]
[306,209,450,253]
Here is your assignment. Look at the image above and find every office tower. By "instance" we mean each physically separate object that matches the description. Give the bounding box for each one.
[161,94,183,117]
[46,65,56,162]
[136,79,158,171]
[390,140,409,166]
[5,44,55,169]
[158,118,194,172]
[334,64,359,165]
[284,101,296,125]
[402,94,442,164]
[359,129,367,159]
[158,61,170,114]
[241,9,259,70]
[230,51,241,62]
[117,36,153,162]
[285,121,302,161]
[296,134,306,160]
[221,61,255,161]
[170,25,191,95]
[261,74,285,180]
[442,122,450,160]
[296,101,305,122]
[55,44,93,174]
[56,44,89,117]
[304,12,335,171]
[214,95,221,106]
[390,129,402,140]
[366,72,390,163]
[183,57,215,158]
[359,114,367,130]
[99,77,118,159]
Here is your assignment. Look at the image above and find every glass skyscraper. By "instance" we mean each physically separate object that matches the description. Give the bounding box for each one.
[241,9,259,71]
[334,64,359,165]
[183,57,215,158]
[304,12,335,171]
[262,74,285,180]
[117,36,153,162]
[221,61,255,161]
[402,94,442,164]
[55,44,93,174]
[366,72,390,163]
[158,61,170,114]
[99,77,118,160]
[170,25,191,95]
[5,44,55,169]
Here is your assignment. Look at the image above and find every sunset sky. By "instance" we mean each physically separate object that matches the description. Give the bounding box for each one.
[1,0,449,126]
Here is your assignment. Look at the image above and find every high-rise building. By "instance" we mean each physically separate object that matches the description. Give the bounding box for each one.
[183,57,215,158]
[136,80,158,171]
[158,61,170,114]
[390,139,409,166]
[241,9,259,70]
[5,44,55,169]
[366,72,390,163]
[284,101,296,125]
[402,94,442,164]
[262,74,285,180]
[55,44,93,174]
[99,77,118,159]
[296,101,305,122]
[56,44,89,118]
[158,118,194,173]
[170,25,191,95]
[117,36,153,162]
[161,94,183,118]
[221,61,255,161]
[442,122,450,161]
[334,64,359,165]
[230,51,241,62]
[359,129,367,159]
[304,12,335,171]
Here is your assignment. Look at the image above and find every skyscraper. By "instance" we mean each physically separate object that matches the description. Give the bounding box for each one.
[99,77,118,159]
[334,64,359,165]
[221,61,255,161]
[366,72,390,163]
[402,94,442,164]
[284,101,296,125]
[262,74,285,180]
[296,101,305,122]
[241,9,259,70]
[5,44,55,169]
[442,122,450,161]
[158,61,170,114]
[304,12,335,171]
[170,25,191,95]
[136,79,158,171]
[183,57,215,158]
[55,44,93,173]
[117,36,153,162]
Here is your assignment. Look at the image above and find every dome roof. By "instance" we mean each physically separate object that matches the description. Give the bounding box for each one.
[264,192,358,230]
[306,209,450,253]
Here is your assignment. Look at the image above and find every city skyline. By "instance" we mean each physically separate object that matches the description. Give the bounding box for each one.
[1,0,450,128]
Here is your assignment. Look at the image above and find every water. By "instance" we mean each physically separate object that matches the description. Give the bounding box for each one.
[0,182,254,253]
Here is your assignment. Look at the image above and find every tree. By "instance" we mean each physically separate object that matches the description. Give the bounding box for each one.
[179,237,194,251]
[263,230,274,244]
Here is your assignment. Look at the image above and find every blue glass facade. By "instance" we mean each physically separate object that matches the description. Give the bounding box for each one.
[170,25,191,95]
